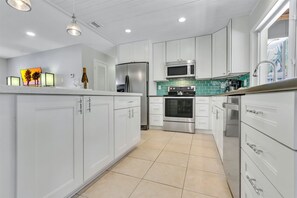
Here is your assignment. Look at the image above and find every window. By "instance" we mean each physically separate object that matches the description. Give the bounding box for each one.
[256,0,291,84]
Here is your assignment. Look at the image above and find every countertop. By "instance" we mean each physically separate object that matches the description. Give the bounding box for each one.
[0,85,142,96]
[223,77,297,96]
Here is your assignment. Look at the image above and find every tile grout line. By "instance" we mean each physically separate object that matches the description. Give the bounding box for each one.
[180,133,194,198]
[127,131,173,198]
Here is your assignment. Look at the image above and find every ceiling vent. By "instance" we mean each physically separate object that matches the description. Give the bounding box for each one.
[90,21,102,29]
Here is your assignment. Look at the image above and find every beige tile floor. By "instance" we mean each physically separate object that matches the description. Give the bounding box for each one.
[74,130,232,198]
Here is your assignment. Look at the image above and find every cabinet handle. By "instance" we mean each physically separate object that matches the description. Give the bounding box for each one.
[128,101,134,103]
[247,142,263,155]
[132,109,134,118]
[246,175,263,195]
[79,98,83,114]
[86,97,91,112]
[129,109,131,119]
[246,109,264,115]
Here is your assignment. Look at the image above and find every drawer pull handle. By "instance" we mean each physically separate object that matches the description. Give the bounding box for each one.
[247,142,263,155]
[246,109,264,115]
[246,175,263,195]
[128,101,134,103]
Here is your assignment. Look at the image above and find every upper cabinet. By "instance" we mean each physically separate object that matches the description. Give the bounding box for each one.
[166,38,195,62]
[196,35,212,79]
[212,27,227,78]
[117,40,149,64]
[227,16,250,74]
[153,42,166,81]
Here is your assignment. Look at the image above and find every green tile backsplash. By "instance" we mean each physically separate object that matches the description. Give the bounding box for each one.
[156,73,250,96]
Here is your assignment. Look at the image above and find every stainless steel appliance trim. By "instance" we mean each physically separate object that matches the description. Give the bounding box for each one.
[222,96,241,198]
[163,121,195,133]
[165,61,196,78]
[163,97,195,123]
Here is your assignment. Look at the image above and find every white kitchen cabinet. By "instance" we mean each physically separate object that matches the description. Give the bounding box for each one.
[83,96,114,182]
[117,41,149,64]
[195,97,211,131]
[166,38,195,62]
[227,16,250,74]
[180,38,196,61]
[17,95,84,198]
[153,42,166,81]
[212,27,227,78]
[166,40,180,62]
[114,104,141,159]
[0,95,16,198]
[196,35,212,79]
[149,97,163,127]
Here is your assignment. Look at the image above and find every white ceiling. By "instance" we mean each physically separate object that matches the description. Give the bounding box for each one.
[46,0,260,44]
[0,0,114,59]
[0,0,260,59]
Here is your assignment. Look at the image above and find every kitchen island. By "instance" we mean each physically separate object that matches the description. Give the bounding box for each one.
[0,86,142,198]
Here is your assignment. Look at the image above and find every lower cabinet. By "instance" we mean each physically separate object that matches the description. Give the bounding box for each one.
[115,106,141,159]
[83,96,114,181]
[16,95,140,198]
[212,106,224,160]
[17,95,84,198]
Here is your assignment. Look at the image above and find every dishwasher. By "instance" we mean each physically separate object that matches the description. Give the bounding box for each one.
[222,96,241,198]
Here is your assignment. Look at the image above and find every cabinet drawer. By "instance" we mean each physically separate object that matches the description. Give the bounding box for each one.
[150,115,163,126]
[241,176,256,198]
[196,104,209,117]
[241,123,295,198]
[195,97,210,104]
[114,97,140,109]
[150,97,163,104]
[241,92,297,149]
[195,117,209,130]
[149,104,163,115]
[241,151,283,198]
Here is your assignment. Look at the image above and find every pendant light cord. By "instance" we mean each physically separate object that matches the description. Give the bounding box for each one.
[72,0,75,16]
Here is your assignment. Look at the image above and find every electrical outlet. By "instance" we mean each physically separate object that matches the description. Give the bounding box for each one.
[158,85,161,90]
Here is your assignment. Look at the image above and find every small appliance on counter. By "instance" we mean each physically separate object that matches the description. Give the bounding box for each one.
[163,86,196,133]
[225,79,242,92]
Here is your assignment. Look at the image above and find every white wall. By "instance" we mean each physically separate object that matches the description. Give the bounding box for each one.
[0,58,8,85]
[7,45,82,87]
[7,44,116,90]
[82,45,116,91]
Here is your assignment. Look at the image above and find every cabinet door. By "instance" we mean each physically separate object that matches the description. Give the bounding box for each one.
[196,35,212,79]
[166,40,180,62]
[212,28,227,78]
[227,20,232,74]
[128,107,141,147]
[133,40,149,62]
[114,108,129,158]
[117,44,132,64]
[17,95,83,198]
[180,38,195,61]
[0,95,16,198]
[153,42,166,81]
[217,108,224,160]
[84,96,114,181]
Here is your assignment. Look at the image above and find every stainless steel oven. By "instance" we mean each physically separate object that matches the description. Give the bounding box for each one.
[163,96,195,133]
[166,60,195,78]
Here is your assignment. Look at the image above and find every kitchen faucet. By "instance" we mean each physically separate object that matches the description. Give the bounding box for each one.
[253,60,277,83]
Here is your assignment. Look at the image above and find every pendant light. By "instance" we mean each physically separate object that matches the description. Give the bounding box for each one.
[6,0,32,12]
[66,0,82,36]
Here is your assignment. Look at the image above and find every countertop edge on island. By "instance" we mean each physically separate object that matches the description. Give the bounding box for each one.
[0,86,142,96]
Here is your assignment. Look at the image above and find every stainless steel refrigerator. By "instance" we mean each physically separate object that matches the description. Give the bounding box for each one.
[116,62,149,130]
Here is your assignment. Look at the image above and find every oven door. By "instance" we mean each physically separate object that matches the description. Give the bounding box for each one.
[164,97,195,122]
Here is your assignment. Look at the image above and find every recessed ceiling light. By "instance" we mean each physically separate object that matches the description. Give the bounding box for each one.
[26,31,36,37]
[125,29,131,33]
[178,17,186,23]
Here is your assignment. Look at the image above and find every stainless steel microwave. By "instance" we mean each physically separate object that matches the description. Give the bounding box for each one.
[165,60,195,78]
